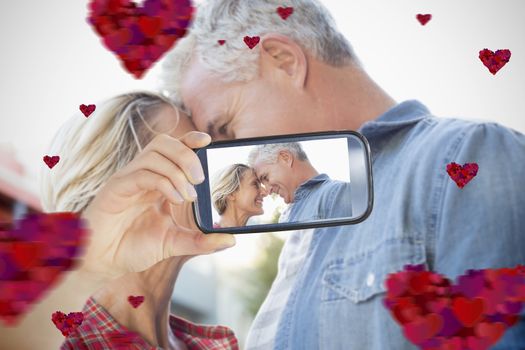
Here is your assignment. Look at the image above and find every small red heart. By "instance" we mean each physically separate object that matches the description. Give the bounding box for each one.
[479,49,511,75]
[446,162,478,188]
[416,14,432,25]
[51,311,84,336]
[277,7,294,20]
[452,297,485,327]
[43,155,60,169]
[218,40,226,45]
[79,104,96,117]
[243,36,260,49]
[127,295,145,308]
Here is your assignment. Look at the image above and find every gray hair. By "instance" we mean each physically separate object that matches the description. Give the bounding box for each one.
[247,142,308,166]
[40,91,180,213]
[160,0,359,108]
[211,163,252,215]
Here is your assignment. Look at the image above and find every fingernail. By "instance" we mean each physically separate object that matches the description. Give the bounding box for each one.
[186,183,197,199]
[191,165,205,183]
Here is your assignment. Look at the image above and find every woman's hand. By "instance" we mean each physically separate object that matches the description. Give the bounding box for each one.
[79,131,235,281]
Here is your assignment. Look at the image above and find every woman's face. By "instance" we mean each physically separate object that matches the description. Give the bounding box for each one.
[231,170,268,217]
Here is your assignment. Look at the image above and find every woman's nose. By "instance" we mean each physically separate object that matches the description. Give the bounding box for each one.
[260,186,269,197]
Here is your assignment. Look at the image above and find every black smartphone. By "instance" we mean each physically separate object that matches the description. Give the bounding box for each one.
[192,130,373,234]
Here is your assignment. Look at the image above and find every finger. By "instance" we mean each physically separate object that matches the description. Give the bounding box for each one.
[112,169,185,206]
[120,151,198,201]
[142,133,208,184]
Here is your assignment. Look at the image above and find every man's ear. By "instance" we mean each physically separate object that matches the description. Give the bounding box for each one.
[259,33,308,88]
[278,150,294,167]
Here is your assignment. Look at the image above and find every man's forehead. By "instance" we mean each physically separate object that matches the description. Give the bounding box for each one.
[180,60,230,134]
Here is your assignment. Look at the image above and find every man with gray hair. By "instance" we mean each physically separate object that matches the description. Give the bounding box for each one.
[247,142,352,222]
[158,0,525,349]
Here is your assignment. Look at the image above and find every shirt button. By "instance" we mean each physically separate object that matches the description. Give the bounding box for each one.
[366,273,375,286]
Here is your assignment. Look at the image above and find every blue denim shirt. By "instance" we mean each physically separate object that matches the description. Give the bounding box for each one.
[283,174,352,222]
[272,100,525,349]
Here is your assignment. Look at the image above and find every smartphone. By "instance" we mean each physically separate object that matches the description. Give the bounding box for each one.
[192,130,373,234]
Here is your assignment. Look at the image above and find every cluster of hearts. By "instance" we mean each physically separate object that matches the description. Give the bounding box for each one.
[384,264,525,350]
[0,212,145,335]
[0,213,88,326]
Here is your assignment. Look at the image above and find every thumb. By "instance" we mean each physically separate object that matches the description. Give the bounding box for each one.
[192,232,237,254]
[166,228,236,257]
[179,131,212,149]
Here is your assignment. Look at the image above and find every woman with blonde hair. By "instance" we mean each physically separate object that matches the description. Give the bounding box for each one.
[1,91,237,349]
[211,164,267,228]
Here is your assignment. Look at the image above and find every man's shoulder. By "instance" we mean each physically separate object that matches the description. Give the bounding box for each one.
[423,114,522,138]
[410,116,524,157]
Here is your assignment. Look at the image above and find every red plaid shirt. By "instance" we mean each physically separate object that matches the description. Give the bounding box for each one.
[61,297,239,350]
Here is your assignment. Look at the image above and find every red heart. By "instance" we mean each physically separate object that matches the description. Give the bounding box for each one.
[51,311,84,336]
[127,295,145,308]
[416,14,432,25]
[403,313,443,344]
[475,322,506,344]
[43,155,60,169]
[479,49,511,75]
[79,104,96,117]
[87,0,194,79]
[11,242,43,270]
[384,265,525,348]
[446,162,478,188]
[452,297,485,327]
[138,16,162,37]
[0,213,87,326]
[243,36,260,49]
[217,39,226,45]
[277,7,294,20]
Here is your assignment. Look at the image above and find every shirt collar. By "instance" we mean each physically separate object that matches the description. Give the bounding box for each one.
[293,173,330,202]
[358,100,431,139]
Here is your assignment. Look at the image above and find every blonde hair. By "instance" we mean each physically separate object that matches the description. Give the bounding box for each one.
[211,163,251,215]
[160,0,359,107]
[40,91,180,212]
